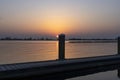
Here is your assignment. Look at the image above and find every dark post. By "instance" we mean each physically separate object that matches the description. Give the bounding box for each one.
[58,34,65,60]
[118,69,120,78]
[118,37,120,54]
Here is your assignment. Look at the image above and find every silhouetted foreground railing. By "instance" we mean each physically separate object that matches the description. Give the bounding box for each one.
[0,34,120,80]
[4,63,120,80]
[118,37,120,54]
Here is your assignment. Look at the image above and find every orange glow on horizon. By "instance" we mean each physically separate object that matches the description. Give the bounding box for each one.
[21,10,83,36]
[41,18,67,35]
[38,16,80,35]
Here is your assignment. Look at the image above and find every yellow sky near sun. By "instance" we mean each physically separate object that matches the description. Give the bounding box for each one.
[40,17,73,35]
[34,9,82,35]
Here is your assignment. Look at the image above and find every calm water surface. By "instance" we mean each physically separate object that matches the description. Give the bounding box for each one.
[0,41,117,64]
[0,41,118,80]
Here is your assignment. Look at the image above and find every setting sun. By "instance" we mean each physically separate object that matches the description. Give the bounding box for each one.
[56,35,59,38]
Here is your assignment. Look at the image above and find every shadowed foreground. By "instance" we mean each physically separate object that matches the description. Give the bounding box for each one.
[1,54,120,80]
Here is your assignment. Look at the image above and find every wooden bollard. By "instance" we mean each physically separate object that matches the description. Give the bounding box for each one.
[118,37,120,54]
[58,34,65,60]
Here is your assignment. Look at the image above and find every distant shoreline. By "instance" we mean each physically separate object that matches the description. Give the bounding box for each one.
[0,39,117,43]
[69,40,117,43]
[0,40,57,41]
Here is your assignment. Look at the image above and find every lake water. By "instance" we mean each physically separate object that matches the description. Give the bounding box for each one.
[0,41,117,64]
[0,41,118,80]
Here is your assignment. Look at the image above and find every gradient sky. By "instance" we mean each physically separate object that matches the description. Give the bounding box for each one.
[0,0,120,38]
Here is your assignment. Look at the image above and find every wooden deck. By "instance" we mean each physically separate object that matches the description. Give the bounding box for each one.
[0,54,120,79]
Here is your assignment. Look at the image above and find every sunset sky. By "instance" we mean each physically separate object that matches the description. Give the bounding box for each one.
[0,0,120,38]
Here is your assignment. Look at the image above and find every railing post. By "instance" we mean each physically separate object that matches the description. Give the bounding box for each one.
[118,37,120,54]
[118,69,120,78]
[58,34,65,60]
